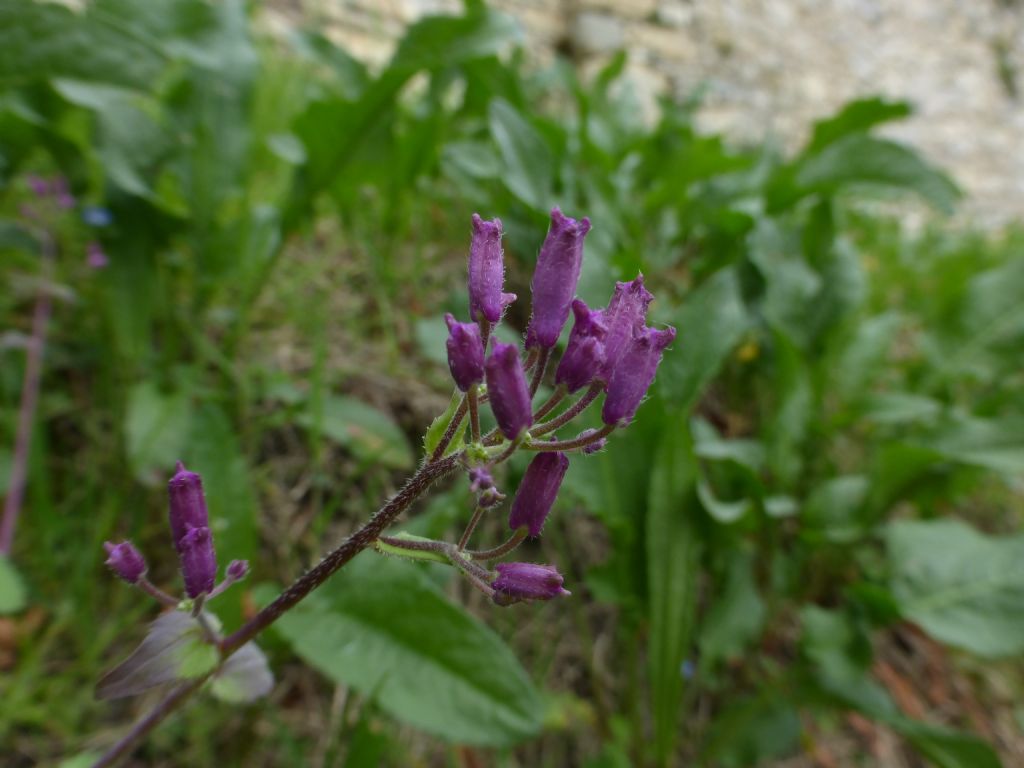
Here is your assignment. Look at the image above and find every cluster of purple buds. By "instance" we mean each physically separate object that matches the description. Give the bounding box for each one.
[103,461,249,606]
[423,209,675,605]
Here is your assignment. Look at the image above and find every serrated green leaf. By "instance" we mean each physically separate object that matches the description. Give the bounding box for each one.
[0,556,26,614]
[260,556,542,746]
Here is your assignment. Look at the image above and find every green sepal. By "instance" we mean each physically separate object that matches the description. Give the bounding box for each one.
[423,390,468,458]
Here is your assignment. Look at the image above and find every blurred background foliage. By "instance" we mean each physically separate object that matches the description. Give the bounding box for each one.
[1,1,1023,766]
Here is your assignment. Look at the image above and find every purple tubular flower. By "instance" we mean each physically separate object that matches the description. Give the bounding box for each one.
[226,559,250,582]
[492,562,570,602]
[598,275,655,381]
[485,342,533,439]
[168,461,210,552]
[508,452,569,536]
[555,299,607,392]
[468,214,516,323]
[179,526,217,598]
[103,541,147,584]
[525,208,592,349]
[602,325,677,426]
[445,314,485,391]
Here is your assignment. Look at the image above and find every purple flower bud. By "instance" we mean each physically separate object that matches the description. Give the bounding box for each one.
[445,314,485,391]
[508,452,569,536]
[468,467,494,493]
[179,525,217,598]
[52,176,75,209]
[598,275,655,381]
[492,562,570,603]
[580,430,608,454]
[103,540,147,584]
[602,325,677,426]
[226,559,250,582]
[555,299,607,392]
[525,208,592,349]
[86,241,109,269]
[168,461,210,552]
[479,487,504,508]
[485,342,533,440]
[468,214,516,323]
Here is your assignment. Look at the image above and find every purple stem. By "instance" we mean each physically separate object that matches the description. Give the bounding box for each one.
[429,397,468,462]
[527,347,550,398]
[527,424,615,453]
[1,234,53,555]
[466,528,527,561]
[529,382,603,438]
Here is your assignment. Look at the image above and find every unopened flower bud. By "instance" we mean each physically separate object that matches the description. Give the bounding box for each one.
[103,541,147,584]
[468,214,516,323]
[168,461,209,552]
[598,275,654,381]
[602,325,676,426]
[179,525,217,598]
[485,342,533,440]
[468,467,494,493]
[479,487,504,508]
[445,314,485,391]
[525,208,591,349]
[555,299,606,392]
[226,559,249,582]
[492,562,570,603]
[508,452,569,536]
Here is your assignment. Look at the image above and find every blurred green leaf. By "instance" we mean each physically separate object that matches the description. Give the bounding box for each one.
[806,97,913,154]
[701,689,801,767]
[796,135,961,213]
[259,556,543,746]
[0,556,26,614]
[488,99,553,211]
[894,719,1002,768]
[888,519,1024,656]
[802,475,869,543]
[699,549,765,671]
[124,382,192,485]
[661,267,749,413]
[210,641,273,703]
[299,395,413,470]
[646,417,700,765]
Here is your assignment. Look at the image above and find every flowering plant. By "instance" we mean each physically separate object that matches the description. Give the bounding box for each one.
[95,209,674,765]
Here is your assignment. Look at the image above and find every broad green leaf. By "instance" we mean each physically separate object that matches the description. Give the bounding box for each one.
[261,556,543,746]
[299,395,413,470]
[888,519,1024,657]
[698,549,765,671]
[925,415,1024,475]
[802,475,869,543]
[893,719,1002,768]
[806,97,913,154]
[96,611,218,699]
[210,642,274,703]
[488,99,553,211]
[124,382,192,485]
[0,556,26,614]
[661,267,749,413]
[646,418,700,765]
[796,135,961,213]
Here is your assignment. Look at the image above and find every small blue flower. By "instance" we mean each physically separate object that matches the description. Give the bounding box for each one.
[82,206,113,227]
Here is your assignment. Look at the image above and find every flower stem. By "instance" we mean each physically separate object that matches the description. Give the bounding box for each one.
[136,578,179,608]
[429,397,468,462]
[530,382,603,438]
[532,384,566,422]
[527,424,614,453]
[467,528,527,561]
[457,503,487,551]
[528,347,550,398]
[467,386,481,443]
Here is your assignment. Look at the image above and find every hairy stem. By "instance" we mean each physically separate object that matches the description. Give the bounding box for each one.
[429,397,468,462]
[457,503,487,551]
[528,347,550,398]
[467,528,527,561]
[530,382,603,438]
[136,578,179,608]
[527,424,614,453]
[467,386,481,443]
[532,384,566,422]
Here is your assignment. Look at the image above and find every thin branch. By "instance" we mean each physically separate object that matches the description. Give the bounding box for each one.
[429,397,468,462]
[467,386,481,443]
[457,503,487,551]
[527,347,550,398]
[530,382,603,438]
[531,384,566,422]
[527,424,614,453]
[467,528,527,561]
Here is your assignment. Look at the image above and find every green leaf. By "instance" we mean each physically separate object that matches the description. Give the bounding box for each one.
[698,549,765,671]
[887,519,1024,657]
[389,8,521,72]
[299,395,413,470]
[422,389,468,459]
[210,642,274,703]
[260,556,543,746]
[0,556,26,614]
[795,135,961,213]
[925,415,1024,475]
[646,418,700,764]
[661,267,749,413]
[863,392,942,426]
[488,99,553,211]
[802,475,869,543]
[124,382,192,485]
[697,477,751,524]
[893,719,1002,768]
[701,689,801,767]
[806,97,913,154]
